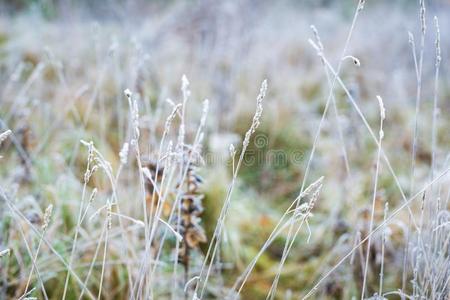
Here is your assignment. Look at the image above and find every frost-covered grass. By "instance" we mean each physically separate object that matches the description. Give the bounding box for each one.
[0,1,449,299]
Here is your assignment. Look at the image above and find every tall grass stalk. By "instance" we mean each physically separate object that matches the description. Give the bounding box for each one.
[378,202,388,297]
[311,25,351,176]
[15,212,48,300]
[301,166,450,299]
[62,141,95,300]
[405,1,426,294]
[361,95,385,299]
[315,44,440,296]
[152,99,208,300]
[228,177,323,299]
[193,79,267,299]
[21,204,53,300]
[430,16,441,210]
[267,3,365,297]
[309,39,419,231]
[0,189,96,299]
[171,75,191,300]
[97,200,112,299]
[78,220,107,300]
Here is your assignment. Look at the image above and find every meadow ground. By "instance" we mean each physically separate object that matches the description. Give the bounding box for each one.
[0,1,449,299]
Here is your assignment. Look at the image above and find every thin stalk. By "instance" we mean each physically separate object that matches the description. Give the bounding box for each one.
[62,143,94,300]
[267,2,365,297]
[379,202,388,296]
[361,96,385,299]
[301,166,450,299]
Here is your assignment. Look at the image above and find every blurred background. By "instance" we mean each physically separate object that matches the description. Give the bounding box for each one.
[1,0,450,299]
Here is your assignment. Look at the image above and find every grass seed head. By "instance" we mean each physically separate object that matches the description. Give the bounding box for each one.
[0,249,10,258]
[0,130,12,145]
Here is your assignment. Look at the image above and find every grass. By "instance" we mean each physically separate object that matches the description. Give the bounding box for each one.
[0,0,450,299]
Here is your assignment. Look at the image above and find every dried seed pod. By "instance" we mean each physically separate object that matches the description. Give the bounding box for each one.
[184,224,207,249]
[177,161,207,273]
